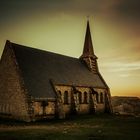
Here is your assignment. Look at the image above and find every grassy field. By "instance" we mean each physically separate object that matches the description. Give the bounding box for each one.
[0,114,140,140]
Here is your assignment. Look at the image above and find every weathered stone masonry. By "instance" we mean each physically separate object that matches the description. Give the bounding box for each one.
[0,41,30,121]
[0,21,112,121]
[54,85,110,118]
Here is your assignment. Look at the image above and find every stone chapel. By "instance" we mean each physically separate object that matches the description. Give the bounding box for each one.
[0,21,112,121]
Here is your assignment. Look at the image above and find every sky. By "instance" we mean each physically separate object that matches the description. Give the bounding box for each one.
[0,0,140,97]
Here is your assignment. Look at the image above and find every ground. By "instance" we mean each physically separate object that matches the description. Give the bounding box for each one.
[0,114,140,140]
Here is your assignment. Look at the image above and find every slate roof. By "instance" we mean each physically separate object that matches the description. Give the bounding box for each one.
[11,42,107,98]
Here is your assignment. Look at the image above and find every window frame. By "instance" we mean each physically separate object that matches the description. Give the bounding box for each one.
[64,91,69,104]
[83,91,88,104]
[78,92,82,104]
[100,92,104,103]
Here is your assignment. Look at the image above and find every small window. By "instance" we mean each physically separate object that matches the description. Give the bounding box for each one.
[5,104,8,112]
[100,92,104,103]
[58,90,61,97]
[84,92,88,104]
[64,91,69,104]
[41,101,48,107]
[78,92,82,104]
[96,93,99,103]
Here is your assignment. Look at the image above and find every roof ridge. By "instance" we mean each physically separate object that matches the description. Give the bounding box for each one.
[11,41,79,60]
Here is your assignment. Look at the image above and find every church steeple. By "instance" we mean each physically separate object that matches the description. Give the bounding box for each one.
[80,21,98,73]
[82,20,95,58]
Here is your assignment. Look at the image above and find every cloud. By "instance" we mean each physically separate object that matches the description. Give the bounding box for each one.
[101,61,140,72]
[114,0,140,19]
[100,61,140,79]
[119,74,130,77]
[1,0,140,23]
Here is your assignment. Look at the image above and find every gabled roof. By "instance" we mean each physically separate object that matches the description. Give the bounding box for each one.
[9,42,107,98]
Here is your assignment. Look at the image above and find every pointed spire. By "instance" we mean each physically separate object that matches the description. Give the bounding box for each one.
[80,20,98,73]
[81,21,97,59]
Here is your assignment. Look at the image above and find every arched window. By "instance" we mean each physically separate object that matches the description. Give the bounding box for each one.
[41,101,48,115]
[58,90,61,97]
[100,92,104,103]
[64,91,69,104]
[78,92,82,104]
[104,92,107,102]
[5,104,8,112]
[84,92,88,104]
[3,104,6,113]
[96,93,99,103]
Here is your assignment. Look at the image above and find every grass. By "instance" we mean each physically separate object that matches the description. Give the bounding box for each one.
[0,114,140,140]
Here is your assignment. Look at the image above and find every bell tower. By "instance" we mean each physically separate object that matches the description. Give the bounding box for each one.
[80,21,99,73]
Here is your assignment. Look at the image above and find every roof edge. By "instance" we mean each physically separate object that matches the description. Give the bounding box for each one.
[10,41,80,61]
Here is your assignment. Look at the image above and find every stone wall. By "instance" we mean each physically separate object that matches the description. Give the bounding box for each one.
[33,101,43,115]
[55,85,107,117]
[32,99,56,120]
[93,88,107,113]
[45,101,55,115]
[0,43,30,121]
